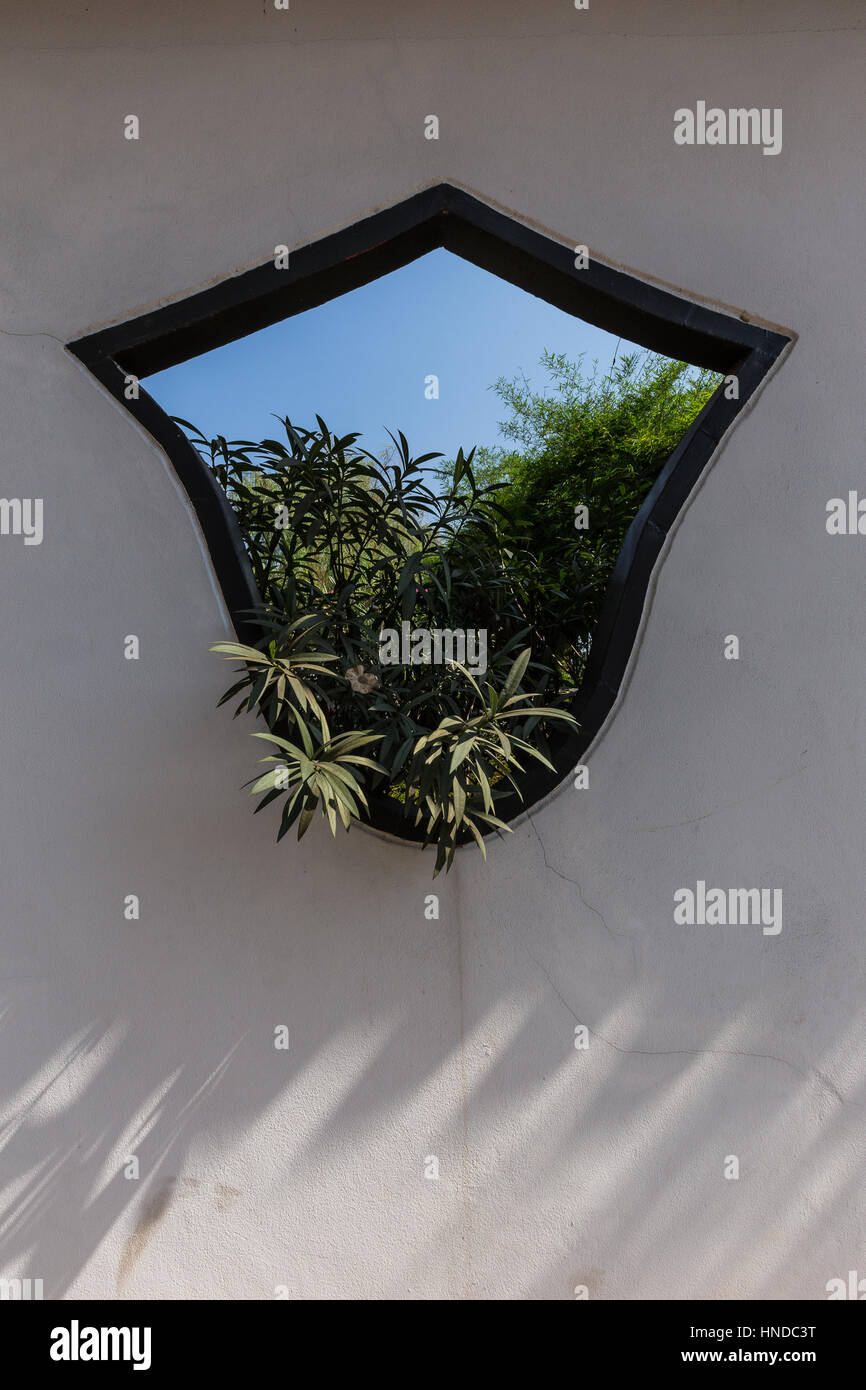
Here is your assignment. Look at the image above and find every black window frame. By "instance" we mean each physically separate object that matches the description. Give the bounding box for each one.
[68,183,791,840]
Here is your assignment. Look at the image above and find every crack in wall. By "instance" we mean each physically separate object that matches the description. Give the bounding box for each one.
[522,816,844,1110]
[4,24,864,56]
[452,859,475,1299]
[631,759,809,833]
[525,944,844,1108]
[526,812,617,943]
[0,327,66,345]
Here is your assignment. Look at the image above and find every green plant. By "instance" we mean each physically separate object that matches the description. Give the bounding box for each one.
[177,349,716,873]
[436,349,720,686]
[178,416,577,872]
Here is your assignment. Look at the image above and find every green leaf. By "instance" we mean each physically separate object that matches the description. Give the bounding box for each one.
[451,776,466,827]
[449,737,476,774]
[502,646,532,701]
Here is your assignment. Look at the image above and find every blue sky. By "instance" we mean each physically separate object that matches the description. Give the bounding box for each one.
[145,248,643,462]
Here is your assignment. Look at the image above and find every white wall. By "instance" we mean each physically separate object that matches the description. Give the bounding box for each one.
[1,0,863,1298]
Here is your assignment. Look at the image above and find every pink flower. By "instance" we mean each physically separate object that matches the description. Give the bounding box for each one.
[346,664,379,694]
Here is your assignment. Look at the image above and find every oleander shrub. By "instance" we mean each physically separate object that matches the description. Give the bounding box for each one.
[177,349,718,873]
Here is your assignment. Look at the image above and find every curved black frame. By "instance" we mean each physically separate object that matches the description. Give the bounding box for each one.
[68,183,791,841]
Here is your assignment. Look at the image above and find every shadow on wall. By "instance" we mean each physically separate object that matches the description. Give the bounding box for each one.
[0,777,861,1298]
[0,688,472,1300]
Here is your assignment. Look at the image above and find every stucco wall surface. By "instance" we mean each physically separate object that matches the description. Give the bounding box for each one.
[0,0,863,1298]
